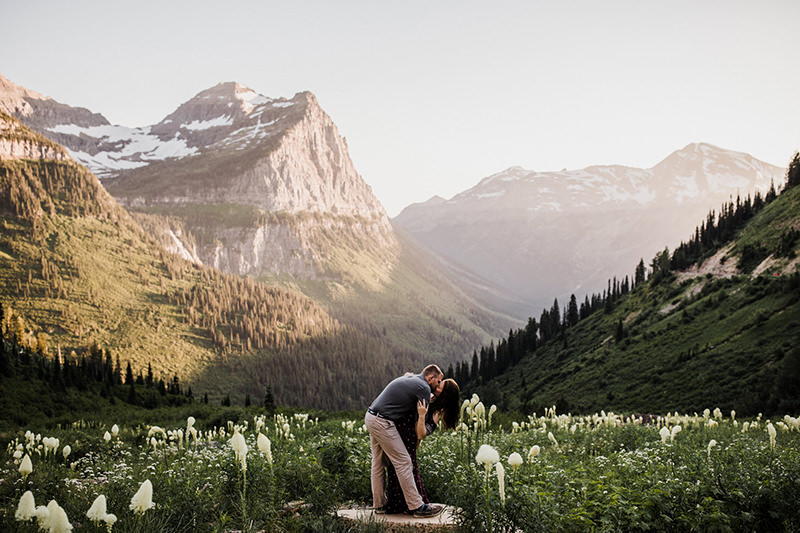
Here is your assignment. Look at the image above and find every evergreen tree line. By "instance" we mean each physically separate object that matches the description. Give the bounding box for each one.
[167,265,340,355]
[0,159,122,223]
[459,155,800,388]
[0,301,193,409]
[670,188,777,272]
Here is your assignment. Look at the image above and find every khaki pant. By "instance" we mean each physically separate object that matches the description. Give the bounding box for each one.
[364,411,423,511]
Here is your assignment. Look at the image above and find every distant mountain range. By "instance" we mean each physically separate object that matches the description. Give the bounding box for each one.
[394,144,784,309]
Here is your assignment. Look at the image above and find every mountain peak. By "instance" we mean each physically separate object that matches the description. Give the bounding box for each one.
[0,74,49,117]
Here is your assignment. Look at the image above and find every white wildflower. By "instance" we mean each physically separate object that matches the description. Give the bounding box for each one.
[104,513,118,531]
[34,505,50,530]
[707,439,718,457]
[476,444,500,479]
[257,433,272,464]
[229,430,248,472]
[130,479,154,515]
[86,495,107,524]
[48,500,72,533]
[19,453,33,479]
[496,462,506,505]
[508,452,523,471]
[15,490,36,522]
[768,422,777,450]
[528,445,540,462]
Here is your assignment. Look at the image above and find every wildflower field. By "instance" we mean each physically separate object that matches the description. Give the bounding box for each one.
[2,399,799,532]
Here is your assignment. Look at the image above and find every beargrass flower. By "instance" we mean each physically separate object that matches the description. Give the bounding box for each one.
[111,424,119,437]
[257,433,272,464]
[508,452,523,471]
[670,425,681,442]
[34,505,50,530]
[62,445,71,460]
[87,495,109,524]
[130,479,154,515]
[148,426,166,439]
[496,462,506,505]
[768,422,777,450]
[476,444,499,479]
[488,404,497,426]
[474,402,486,421]
[470,394,480,408]
[528,445,540,462]
[104,431,112,443]
[659,426,670,444]
[19,453,33,479]
[49,501,72,533]
[547,431,559,449]
[104,512,117,531]
[230,430,248,472]
[707,439,717,457]
[15,490,35,522]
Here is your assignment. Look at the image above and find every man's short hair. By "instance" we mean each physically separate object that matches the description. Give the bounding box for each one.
[422,364,443,378]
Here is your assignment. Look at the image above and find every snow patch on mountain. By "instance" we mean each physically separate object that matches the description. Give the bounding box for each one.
[47,123,199,176]
[182,115,233,131]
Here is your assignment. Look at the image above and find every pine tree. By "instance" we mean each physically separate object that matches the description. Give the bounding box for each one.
[787,152,800,189]
[567,294,579,327]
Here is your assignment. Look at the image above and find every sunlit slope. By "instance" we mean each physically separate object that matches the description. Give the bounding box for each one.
[472,184,800,415]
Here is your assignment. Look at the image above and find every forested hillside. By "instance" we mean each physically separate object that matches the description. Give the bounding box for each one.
[460,156,800,415]
[0,114,435,411]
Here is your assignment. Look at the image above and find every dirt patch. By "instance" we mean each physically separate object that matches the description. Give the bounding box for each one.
[337,505,458,531]
[675,243,739,283]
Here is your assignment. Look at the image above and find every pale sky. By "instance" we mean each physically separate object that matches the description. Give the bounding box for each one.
[2,1,798,216]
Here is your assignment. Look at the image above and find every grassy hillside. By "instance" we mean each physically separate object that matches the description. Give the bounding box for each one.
[468,182,800,416]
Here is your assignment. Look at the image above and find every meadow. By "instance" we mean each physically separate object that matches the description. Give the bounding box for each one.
[2,398,799,532]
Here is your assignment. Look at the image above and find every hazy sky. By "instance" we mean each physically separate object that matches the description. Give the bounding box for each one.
[2,1,798,216]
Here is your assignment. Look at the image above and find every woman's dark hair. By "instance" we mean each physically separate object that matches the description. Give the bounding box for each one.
[430,378,460,430]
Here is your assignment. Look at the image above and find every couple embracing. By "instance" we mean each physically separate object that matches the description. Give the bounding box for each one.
[364,364,461,517]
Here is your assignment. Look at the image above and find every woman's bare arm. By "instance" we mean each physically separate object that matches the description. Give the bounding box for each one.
[416,399,428,441]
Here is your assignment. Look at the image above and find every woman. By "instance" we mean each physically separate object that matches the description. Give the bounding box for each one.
[382,378,461,514]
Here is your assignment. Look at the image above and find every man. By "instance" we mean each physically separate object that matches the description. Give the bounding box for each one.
[365,364,444,517]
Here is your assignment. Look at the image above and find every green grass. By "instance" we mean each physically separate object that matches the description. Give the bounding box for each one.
[492,273,800,415]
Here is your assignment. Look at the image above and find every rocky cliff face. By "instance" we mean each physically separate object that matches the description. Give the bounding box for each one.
[0,112,70,161]
[3,75,395,283]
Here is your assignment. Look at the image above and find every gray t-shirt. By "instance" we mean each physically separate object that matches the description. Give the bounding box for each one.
[369,373,431,421]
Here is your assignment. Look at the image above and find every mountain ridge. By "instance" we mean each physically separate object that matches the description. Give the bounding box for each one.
[394,143,785,309]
